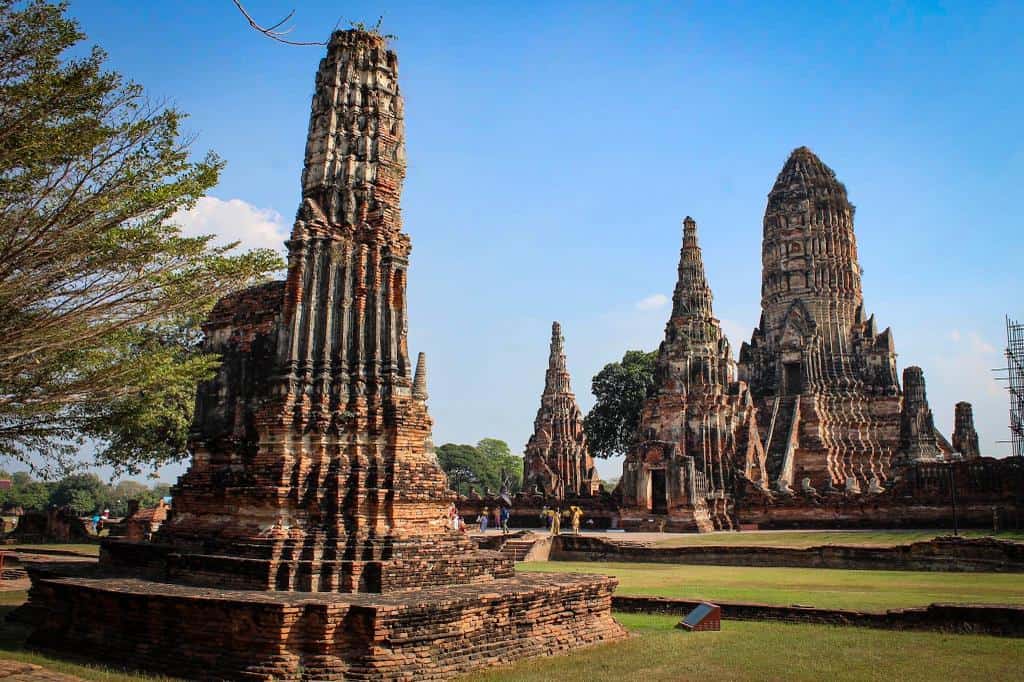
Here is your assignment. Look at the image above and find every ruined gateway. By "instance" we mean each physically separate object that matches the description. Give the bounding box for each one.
[618,147,1018,530]
[22,30,624,680]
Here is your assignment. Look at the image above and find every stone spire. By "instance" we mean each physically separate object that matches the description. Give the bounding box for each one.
[544,321,571,395]
[162,30,497,593]
[523,322,599,499]
[275,29,413,424]
[671,217,714,320]
[413,352,428,401]
[739,146,898,397]
[619,217,764,532]
[300,30,405,233]
[953,401,981,459]
[899,366,942,463]
[656,217,735,394]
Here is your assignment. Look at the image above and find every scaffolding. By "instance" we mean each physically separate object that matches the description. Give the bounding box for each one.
[1002,316,1024,458]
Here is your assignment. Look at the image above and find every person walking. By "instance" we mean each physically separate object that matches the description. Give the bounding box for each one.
[500,506,510,534]
[479,507,489,533]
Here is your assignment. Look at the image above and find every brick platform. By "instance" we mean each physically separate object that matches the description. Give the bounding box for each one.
[25,565,624,681]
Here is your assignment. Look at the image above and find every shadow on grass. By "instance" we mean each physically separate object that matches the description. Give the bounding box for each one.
[0,601,179,682]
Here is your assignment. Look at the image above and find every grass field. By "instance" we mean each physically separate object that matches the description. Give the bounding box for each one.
[650,529,1024,548]
[461,613,1024,682]
[518,561,1024,611]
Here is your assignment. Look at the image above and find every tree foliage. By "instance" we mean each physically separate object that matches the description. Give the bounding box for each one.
[0,1,283,476]
[436,439,523,497]
[583,350,657,458]
[0,467,169,515]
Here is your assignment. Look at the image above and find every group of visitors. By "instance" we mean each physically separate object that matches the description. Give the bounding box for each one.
[446,502,516,534]
[540,504,585,535]
[476,505,511,534]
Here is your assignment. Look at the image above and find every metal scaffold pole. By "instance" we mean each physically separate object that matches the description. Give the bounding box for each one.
[994,316,1024,529]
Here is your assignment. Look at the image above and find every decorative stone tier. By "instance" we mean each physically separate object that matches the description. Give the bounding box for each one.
[100,537,513,593]
[24,565,625,681]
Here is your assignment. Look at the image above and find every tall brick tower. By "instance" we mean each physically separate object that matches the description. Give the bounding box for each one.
[160,29,483,592]
[739,147,940,493]
[25,31,625,679]
[619,218,765,531]
[523,322,600,499]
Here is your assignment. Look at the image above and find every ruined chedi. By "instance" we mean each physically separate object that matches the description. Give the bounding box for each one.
[24,30,624,680]
[738,147,947,495]
[619,218,766,531]
[953,401,982,460]
[523,322,601,499]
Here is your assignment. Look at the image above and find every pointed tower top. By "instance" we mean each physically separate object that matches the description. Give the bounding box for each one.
[543,321,572,397]
[671,216,713,320]
[770,146,847,200]
[548,321,566,371]
[412,352,428,401]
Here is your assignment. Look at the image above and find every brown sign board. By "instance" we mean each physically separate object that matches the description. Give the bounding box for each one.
[677,602,721,631]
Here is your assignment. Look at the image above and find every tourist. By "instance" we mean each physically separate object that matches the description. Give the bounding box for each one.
[548,508,561,536]
[491,506,500,530]
[500,506,510,534]
[479,508,489,533]
[569,505,583,535]
[457,515,467,534]
[447,502,458,531]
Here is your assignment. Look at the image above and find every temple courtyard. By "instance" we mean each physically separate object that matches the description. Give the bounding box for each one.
[0,588,1021,682]
[1,532,1022,681]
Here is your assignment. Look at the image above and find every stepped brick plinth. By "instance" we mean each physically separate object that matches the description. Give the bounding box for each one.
[23,29,624,680]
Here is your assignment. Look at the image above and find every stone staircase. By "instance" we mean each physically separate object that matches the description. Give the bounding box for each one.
[764,396,798,484]
[501,536,539,561]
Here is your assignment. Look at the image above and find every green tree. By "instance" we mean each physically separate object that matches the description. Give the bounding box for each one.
[49,472,108,513]
[0,1,283,476]
[436,439,524,496]
[475,438,522,494]
[0,469,52,510]
[436,443,483,497]
[583,350,657,458]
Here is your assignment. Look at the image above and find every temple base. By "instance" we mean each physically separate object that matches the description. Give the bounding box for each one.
[23,565,626,681]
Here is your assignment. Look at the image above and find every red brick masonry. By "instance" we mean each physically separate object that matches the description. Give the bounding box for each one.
[24,564,624,681]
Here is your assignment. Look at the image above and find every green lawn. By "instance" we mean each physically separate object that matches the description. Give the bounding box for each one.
[651,529,1024,548]
[519,561,1024,611]
[460,613,1024,682]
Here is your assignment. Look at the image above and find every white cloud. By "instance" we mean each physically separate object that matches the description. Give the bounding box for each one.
[635,293,669,311]
[926,328,1007,455]
[173,197,288,254]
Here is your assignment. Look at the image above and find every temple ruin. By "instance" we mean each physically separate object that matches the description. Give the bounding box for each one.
[22,30,624,679]
[618,148,1020,530]
[618,218,765,531]
[522,322,601,500]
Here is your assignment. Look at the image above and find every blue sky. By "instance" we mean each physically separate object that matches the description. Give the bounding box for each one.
[64,1,1022,482]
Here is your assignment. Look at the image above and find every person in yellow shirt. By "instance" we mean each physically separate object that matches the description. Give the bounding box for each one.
[569,506,583,535]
